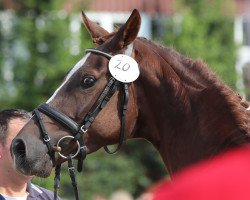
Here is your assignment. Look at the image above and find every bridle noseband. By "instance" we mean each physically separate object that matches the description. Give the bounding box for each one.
[32,48,130,200]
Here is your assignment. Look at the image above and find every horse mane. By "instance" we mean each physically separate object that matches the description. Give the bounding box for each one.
[98,31,249,141]
[135,37,250,141]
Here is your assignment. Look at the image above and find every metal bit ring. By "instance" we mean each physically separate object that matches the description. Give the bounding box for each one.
[56,136,80,159]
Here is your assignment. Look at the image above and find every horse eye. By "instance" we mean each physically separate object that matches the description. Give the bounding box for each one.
[82,76,96,88]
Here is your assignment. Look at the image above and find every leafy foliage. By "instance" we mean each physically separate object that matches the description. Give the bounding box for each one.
[164,0,236,88]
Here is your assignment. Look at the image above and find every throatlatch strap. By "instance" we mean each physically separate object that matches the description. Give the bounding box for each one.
[104,83,129,154]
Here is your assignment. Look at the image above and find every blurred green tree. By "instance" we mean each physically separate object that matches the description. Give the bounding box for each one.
[164,0,236,88]
[0,1,93,109]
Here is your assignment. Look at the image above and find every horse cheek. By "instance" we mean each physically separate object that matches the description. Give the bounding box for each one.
[93,102,121,142]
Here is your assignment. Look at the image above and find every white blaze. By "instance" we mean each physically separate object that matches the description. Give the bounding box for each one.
[46,54,90,103]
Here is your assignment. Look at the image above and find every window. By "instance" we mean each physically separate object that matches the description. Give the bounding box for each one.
[243,17,250,46]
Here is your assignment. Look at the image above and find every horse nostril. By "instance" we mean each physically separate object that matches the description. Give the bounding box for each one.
[12,139,26,159]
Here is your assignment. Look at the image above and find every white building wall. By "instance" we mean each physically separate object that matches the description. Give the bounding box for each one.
[85,12,152,39]
[234,16,250,98]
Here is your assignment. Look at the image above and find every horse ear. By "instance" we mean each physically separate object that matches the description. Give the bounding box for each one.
[81,11,110,45]
[110,9,141,49]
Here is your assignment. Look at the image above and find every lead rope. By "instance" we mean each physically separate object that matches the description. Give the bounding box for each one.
[54,164,61,200]
[67,155,79,200]
[53,157,80,200]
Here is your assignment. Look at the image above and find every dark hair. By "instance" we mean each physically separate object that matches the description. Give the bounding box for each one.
[0,109,31,146]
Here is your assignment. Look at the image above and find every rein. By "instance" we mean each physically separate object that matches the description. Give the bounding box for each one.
[32,48,129,200]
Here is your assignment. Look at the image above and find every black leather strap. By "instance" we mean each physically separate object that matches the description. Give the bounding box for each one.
[85,48,113,59]
[76,139,86,172]
[33,109,55,163]
[104,83,129,154]
[38,103,79,133]
[54,164,61,200]
[67,155,79,200]
[74,77,117,140]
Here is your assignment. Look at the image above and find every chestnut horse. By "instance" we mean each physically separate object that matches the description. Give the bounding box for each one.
[11,9,250,179]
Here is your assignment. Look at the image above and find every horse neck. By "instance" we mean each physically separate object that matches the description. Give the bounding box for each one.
[132,38,249,175]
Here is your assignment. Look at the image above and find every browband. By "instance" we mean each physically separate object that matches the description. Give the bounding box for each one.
[85,48,113,59]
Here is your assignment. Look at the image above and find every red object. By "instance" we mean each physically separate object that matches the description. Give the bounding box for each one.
[153,145,250,200]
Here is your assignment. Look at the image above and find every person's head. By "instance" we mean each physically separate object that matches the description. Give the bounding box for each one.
[0,109,31,146]
[0,109,31,179]
[109,190,133,200]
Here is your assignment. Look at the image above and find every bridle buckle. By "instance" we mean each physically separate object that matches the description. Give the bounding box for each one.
[43,135,51,143]
[80,125,87,133]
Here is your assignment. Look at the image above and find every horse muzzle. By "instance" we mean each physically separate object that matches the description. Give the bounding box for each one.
[11,137,53,178]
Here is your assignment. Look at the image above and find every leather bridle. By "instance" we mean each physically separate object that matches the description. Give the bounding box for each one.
[32,48,130,200]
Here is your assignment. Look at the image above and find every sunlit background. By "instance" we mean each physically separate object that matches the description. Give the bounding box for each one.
[1,0,250,199]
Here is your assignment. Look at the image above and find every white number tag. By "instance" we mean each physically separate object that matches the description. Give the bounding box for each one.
[108,54,140,83]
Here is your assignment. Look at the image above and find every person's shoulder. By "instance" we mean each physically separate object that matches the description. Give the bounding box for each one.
[27,183,61,200]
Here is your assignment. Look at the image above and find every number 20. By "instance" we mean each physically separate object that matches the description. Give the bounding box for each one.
[114,59,131,71]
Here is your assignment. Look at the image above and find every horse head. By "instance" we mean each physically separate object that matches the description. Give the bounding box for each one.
[11,9,141,177]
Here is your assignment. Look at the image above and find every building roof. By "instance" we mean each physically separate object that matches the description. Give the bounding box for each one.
[87,0,174,15]
[1,0,250,16]
[87,0,250,16]
[235,0,250,16]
